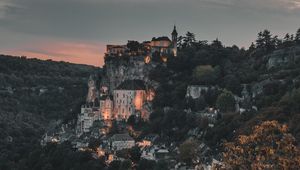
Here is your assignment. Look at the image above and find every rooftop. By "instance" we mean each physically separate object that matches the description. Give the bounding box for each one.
[115,79,146,90]
[110,133,134,141]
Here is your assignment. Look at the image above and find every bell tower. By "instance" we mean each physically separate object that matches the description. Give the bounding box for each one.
[171,25,178,56]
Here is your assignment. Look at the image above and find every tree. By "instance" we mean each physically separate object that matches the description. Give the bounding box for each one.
[262,30,273,51]
[256,31,264,49]
[110,120,119,134]
[182,32,196,48]
[127,41,141,52]
[223,74,242,95]
[282,33,294,47]
[256,29,276,52]
[127,115,136,127]
[137,159,156,170]
[119,159,132,170]
[295,28,300,44]
[248,42,256,51]
[280,88,300,113]
[192,65,218,85]
[154,160,168,170]
[129,146,141,163]
[211,38,223,48]
[216,90,236,112]
[179,139,199,165]
[284,33,291,42]
[223,121,300,169]
[108,160,121,170]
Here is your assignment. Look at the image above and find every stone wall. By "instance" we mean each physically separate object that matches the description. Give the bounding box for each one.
[102,55,157,93]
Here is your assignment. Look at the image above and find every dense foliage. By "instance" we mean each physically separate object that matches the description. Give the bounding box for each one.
[223,121,300,169]
[2,26,300,169]
[148,27,300,150]
[0,55,98,170]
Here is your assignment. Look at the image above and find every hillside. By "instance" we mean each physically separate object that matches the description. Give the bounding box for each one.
[2,28,300,170]
[145,29,300,165]
[0,55,100,169]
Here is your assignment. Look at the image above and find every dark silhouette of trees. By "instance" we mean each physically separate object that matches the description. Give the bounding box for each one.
[179,139,199,165]
[295,28,300,44]
[127,41,141,52]
[216,90,236,113]
[181,32,196,49]
[256,29,277,52]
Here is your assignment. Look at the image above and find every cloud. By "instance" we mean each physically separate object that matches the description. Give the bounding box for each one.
[0,0,14,18]
[204,0,300,11]
[1,0,300,66]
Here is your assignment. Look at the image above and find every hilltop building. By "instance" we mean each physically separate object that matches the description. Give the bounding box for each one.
[75,27,177,136]
[102,26,178,93]
[106,26,178,57]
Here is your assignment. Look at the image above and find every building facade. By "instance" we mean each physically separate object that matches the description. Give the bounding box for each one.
[113,80,147,120]
[99,95,113,120]
[105,26,178,58]
[109,134,135,151]
[76,106,100,135]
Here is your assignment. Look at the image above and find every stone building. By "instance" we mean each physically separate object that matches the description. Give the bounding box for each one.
[76,106,100,135]
[186,85,210,99]
[113,80,147,120]
[102,26,178,94]
[86,75,99,105]
[109,133,135,151]
[105,26,178,58]
[106,45,127,56]
[99,95,113,120]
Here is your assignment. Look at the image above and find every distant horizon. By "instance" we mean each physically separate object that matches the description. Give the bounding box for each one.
[1,27,299,67]
[1,0,300,67]
[3,26,300,67]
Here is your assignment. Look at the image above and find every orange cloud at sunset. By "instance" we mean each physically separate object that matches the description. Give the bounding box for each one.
[3,40,106,67]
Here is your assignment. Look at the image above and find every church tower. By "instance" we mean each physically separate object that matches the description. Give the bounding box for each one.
[171,25,178,56]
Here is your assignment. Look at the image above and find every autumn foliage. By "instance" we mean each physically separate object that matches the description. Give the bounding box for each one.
[223,120,300,169]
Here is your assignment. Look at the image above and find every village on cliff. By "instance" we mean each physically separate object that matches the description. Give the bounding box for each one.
[40,26,259,169]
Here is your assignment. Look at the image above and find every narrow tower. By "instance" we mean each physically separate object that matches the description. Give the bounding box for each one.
[171,25,178,56]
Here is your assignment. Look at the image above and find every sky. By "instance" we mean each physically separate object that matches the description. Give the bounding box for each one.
[0,0,300,67]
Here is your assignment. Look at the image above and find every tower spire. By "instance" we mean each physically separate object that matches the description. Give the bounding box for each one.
[171,25,178,57]
[172,25,178,37]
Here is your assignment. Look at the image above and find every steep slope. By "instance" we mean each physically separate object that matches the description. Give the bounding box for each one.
[0,55,99,169]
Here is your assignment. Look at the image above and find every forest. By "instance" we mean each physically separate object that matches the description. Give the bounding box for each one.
[1,27,300,169]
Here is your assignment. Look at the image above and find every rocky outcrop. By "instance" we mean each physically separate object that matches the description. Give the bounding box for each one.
[102,56,157,93]
[266,46,300,69]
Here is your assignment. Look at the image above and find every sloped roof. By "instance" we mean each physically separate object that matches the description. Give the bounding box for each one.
[110,133,134,142]
[115,79,146,90]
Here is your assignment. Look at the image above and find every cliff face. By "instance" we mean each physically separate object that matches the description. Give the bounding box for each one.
[102,56,157,93]
[266,46,300,69]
